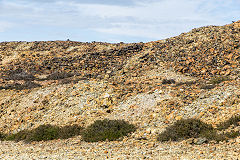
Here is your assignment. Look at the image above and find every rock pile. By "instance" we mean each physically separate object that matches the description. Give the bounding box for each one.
[153,21,240,79]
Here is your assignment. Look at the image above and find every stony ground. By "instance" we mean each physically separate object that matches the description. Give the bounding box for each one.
[1,137,240,159]
[0,21,240,159]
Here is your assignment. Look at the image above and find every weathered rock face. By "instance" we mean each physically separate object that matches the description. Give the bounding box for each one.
[0,21,239,138]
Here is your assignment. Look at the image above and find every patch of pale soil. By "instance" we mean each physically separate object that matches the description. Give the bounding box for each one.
[144,64,197,83]
[1,52,19,65]
[15,42,34,51]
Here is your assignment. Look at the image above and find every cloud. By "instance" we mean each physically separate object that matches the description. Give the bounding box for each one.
[79,0,240,40]
[0,0,240,42]
[0,21,13,32]
[71,0,135,6]
[72,0,223,39]
[5,0,158,6]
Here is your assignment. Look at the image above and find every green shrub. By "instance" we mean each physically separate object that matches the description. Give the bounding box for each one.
[224,131,240,139]
[5,130,30,141]
[162,79,175,84]
[200,84,215,90]
[210,76,230,85]
[5,124,83,142]
[158,116,240,143]
[58,124,83,139]
[0,82,42,90]
[46,72,74,80]
[217,115,240,130]
[0,132,6,140]
[157,118,214,142]
[26,124,60,142]
[81,119,136,142]
[6,69,35,81]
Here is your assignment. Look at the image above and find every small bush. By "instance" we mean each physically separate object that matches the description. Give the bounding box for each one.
[158,116,240,143]
[0,132,6,140]
[224,131,240,139]
[162,79,175,84]
[217,115,240,130]
[5,130,30,142]
[58,124,83,139]
[5,69,35,81]
[210,76,230,85]
[5,124,83,142]
[81,119,136,142]
[200,84,215,90]
[0,82,42,90]
[157,119,214,142]
[26,124,60,142]
[46,72,74,80]
[176,81,196,86]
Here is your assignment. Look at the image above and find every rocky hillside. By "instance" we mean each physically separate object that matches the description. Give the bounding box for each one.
[0,21,239,159]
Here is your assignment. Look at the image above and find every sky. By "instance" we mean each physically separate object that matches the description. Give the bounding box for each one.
[0,0,240,43]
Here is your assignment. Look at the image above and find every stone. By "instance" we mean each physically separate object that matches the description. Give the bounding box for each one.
[194,137,208,145]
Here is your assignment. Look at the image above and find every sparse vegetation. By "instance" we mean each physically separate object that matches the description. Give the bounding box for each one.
[26,125,60,142]
[1,119,136,143]
[0,81,42,90]
[158,115,240,143]
[217,115,240,130]
[5,124,83,142]
[46,72,74,80]
[157,118,214,142]
[0,132,6,140]
[58,124,83,139]
[209,76,231,85]
[0,68,42,90]
[199,76,231,90]
[5,130,31,142]
[5,69,35,81]
[175,81,196,86]
[1,116,239,143]
[224,131,240,139]
[81,119,136,142]
[162,79,176,84]
[200,84,215,90]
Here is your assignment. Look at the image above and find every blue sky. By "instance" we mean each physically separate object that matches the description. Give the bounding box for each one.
[0,0,240,43]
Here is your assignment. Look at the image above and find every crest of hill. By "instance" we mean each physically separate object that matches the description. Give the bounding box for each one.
[151,20,240,79]
[0,20,239,82]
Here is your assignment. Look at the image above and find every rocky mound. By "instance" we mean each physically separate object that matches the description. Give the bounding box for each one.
[0,21,239,159]
[154,21,240,79]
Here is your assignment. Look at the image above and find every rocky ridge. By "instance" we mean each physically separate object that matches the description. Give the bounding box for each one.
[0,21,240,159]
